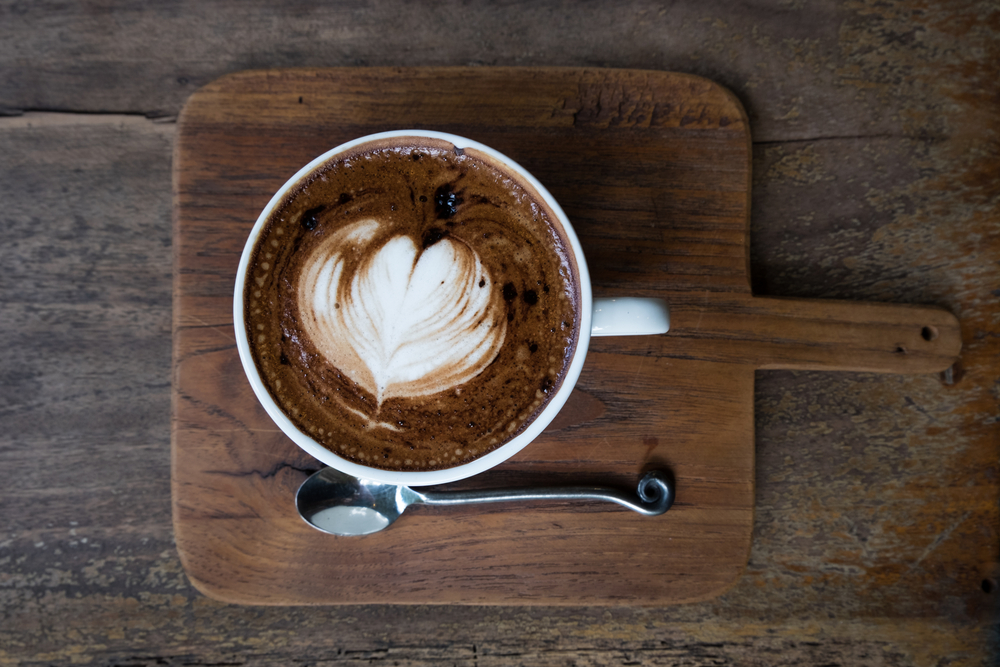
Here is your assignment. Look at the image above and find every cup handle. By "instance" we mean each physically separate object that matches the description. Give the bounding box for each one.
[591,297,670,337]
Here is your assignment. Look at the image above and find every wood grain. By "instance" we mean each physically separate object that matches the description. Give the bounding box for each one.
[3,1,997,664]
[171,67,960,606]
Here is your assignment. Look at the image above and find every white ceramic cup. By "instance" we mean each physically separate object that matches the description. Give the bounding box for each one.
[234,130,669,486]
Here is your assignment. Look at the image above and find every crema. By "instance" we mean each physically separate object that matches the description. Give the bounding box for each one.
[244,137,580,472]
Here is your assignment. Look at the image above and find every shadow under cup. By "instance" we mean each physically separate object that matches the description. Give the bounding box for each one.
[234,130,665,487]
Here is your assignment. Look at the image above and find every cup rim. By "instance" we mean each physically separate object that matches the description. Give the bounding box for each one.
[234,130,592,486]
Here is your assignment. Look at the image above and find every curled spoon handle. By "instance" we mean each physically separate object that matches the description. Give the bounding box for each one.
[414,470,674,516]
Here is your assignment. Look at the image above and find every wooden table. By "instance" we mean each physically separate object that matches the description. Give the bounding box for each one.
[2,1,997,665]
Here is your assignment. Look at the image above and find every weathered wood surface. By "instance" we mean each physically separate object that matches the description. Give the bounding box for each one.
[1,0,997,665]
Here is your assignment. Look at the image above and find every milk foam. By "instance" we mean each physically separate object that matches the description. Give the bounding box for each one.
[246,141,580,472]
[299,218,507,405]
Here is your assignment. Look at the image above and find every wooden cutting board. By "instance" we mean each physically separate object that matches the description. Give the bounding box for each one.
[171,67,961,605]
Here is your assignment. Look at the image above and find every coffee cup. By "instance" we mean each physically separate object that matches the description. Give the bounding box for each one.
[234,130,669,486]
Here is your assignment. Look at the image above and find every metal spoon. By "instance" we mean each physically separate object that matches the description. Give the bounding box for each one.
[296,467,675,536]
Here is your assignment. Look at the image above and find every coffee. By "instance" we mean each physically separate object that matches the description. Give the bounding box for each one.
[244,136,580,472]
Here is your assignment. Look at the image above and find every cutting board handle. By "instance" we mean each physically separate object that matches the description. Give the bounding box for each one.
[740,296,962,373]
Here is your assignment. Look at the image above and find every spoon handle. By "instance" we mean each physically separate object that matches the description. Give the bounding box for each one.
[412,470,674,516]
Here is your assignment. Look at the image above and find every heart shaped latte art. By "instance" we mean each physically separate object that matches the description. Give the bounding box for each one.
[298,219,507,406]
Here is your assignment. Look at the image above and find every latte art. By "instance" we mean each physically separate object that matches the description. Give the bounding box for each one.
[299,219,507,408]
[244,137,580,472]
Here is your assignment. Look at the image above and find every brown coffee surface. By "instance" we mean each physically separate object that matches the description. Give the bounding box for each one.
[244,137,580,471]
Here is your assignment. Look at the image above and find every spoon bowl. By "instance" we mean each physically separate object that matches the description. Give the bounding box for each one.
[296,467,674,536]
